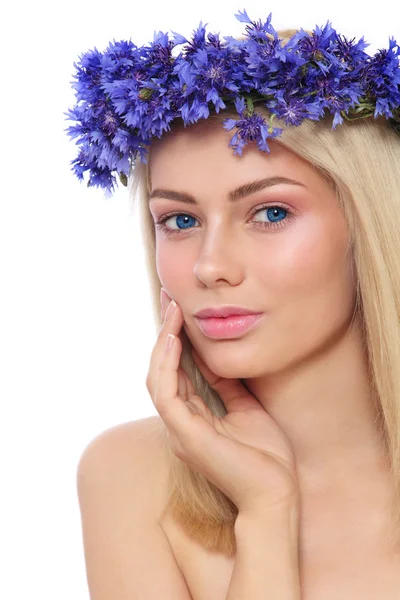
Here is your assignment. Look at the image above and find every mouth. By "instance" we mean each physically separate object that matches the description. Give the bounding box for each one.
[194,313,264,339]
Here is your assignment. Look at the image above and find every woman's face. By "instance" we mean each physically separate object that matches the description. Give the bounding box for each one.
[148,118,357,379]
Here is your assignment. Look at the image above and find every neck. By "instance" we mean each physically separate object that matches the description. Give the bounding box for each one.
[243,317,389,493]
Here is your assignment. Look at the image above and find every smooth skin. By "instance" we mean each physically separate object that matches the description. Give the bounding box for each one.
[76,118,399,599]
[148,117,391,500]
[149,287,300,514]
[149,288,302,598]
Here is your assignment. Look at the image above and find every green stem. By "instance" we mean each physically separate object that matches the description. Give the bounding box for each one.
[268,113,277,133]
[341,111,374,122]
[246,95,254,116]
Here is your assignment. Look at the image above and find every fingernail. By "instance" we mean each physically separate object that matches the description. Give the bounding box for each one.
[160,287,169,309]
[165,333,175,351]
[166,299,177,319]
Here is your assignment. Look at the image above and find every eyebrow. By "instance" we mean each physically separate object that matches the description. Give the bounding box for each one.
[149,176,307,205]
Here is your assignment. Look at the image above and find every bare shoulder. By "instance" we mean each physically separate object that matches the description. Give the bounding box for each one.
[76,415,171,521]
[76,416,192,599]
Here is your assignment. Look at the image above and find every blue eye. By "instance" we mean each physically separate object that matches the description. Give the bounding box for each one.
[155,204,295,236]
[254,206,288,225]
[174,214,197,230]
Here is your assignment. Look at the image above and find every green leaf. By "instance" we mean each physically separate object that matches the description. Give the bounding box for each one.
[119,172,128,187]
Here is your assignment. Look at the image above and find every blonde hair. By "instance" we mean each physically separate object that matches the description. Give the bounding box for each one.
[128,30,400,556]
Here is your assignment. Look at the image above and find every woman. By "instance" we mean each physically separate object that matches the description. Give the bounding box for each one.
[71,13,400,599]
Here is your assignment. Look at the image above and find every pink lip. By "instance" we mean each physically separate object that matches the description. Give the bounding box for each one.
[195,305,261,318]
[194,314,264,339]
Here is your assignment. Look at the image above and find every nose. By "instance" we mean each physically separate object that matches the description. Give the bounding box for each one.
[193,226,244,286]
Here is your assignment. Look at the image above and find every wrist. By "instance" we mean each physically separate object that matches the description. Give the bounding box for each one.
[235,500,300,543]
[236,490,300,522]
[231,501,301,599]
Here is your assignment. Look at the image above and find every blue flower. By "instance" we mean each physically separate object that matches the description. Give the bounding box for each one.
[223,111,281,155]
[272,96,321,126]
[64,10,400,193]
[173,29,241,124]
[222,95,284,155]
[361,37,400,119]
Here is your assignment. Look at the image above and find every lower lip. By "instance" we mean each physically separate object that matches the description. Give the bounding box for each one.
[194,314,263,339]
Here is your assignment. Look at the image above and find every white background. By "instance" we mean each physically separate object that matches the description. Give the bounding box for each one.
[1,0,398,597]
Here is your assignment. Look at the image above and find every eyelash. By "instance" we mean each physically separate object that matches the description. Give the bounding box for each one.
[154,203,296,236]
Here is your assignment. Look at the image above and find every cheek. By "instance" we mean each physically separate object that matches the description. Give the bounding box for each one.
[264,213,355,336]
[256,213,351,292]
[156,242,193,293]
[249,216,355,371]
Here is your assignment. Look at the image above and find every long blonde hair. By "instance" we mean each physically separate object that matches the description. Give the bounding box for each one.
[128,30,400,556]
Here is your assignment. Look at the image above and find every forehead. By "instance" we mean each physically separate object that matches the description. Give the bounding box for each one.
[148,118,324,196]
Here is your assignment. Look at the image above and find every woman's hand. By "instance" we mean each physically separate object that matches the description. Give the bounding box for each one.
[145,289,300,515]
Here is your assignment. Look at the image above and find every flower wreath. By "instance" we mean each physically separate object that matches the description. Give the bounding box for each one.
[64,9,400,195]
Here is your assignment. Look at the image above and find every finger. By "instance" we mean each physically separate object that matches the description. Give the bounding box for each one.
[177,367,189,401]
[155,333,218,457]
[146,297,184,399]
[160,288,171,321]
[160,292,195,400]
[191,347,263,414]
[156,293,211,427]
[162,291,186,353]
[154,328,197,435]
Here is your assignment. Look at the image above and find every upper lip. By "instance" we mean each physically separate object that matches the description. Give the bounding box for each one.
[195,305,263,318]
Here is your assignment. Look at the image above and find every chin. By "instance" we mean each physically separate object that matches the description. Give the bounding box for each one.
[199,352,270,380]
